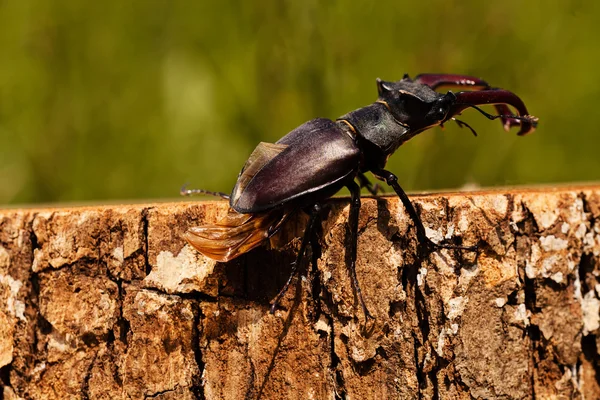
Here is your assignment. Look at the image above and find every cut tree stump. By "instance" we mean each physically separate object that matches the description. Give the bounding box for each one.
[1,186,600,399]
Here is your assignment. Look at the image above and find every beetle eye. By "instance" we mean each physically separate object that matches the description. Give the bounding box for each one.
[426,106,448,122]
[433,107,445,119]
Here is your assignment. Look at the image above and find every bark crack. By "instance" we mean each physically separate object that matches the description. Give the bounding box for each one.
[516,199,541,399]
[144,384,180,399]
[412,257,429,398]
[578,193,600,387]
[329,314,345,400]
[142,207,151,277]
[191,301,205,399]
[0,364,12,393]
[81,353,97,400]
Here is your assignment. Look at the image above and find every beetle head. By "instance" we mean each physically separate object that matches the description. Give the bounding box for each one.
[376,78,455,134]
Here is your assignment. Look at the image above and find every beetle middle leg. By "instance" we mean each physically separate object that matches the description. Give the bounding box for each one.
[372,169,477,255]
[357,172,383,196]
[270,203,321,314]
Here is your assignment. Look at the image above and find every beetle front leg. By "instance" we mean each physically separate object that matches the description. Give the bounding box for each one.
[180,183,230,200]
[372,169,477,255]
[270,203,321,314]
[347,181,374,322]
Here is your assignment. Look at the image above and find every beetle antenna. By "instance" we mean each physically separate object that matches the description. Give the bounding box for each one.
[180,183,230,200]
[452,118,478,137]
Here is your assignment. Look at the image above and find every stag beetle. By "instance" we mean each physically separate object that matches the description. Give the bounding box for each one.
[183,73,538,320]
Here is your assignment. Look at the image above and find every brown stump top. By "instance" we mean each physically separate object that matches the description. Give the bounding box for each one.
[1,185,600,399]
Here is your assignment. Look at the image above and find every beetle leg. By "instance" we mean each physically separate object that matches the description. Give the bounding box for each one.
[347,181,374,322]
[180,183,230,200]
[357,172,383,196]
[270,203,321,314]
[372,169,477,255]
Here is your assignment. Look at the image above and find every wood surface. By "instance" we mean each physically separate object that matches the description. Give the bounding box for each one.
[1,186,600,399]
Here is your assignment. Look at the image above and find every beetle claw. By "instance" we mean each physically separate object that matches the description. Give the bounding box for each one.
[418,237,478,258]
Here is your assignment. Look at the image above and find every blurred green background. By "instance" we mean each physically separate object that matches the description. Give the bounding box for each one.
[1,1,598,205]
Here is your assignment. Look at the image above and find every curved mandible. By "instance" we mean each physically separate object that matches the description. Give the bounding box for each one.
[414,73,491,89]
[451,89,538,136]
[414,73,525,133]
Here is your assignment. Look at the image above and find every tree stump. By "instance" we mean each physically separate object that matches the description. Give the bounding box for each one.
[1,187,600,399]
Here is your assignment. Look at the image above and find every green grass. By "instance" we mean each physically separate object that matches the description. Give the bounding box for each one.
[1,1,598,204]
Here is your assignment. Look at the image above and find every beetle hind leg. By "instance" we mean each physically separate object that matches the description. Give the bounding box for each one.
[270,203,322,314]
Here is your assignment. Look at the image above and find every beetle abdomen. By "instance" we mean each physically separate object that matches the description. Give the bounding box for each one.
[230,118,360,213]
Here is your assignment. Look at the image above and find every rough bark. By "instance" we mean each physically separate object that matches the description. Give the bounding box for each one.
[1,187,600,399]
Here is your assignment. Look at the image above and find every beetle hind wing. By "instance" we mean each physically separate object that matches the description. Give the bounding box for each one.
[184,207,290,262]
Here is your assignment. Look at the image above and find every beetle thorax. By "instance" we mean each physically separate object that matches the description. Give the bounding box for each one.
[337,103,410,170]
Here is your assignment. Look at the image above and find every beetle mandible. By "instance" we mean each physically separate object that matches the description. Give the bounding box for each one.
[183,73,538,320]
